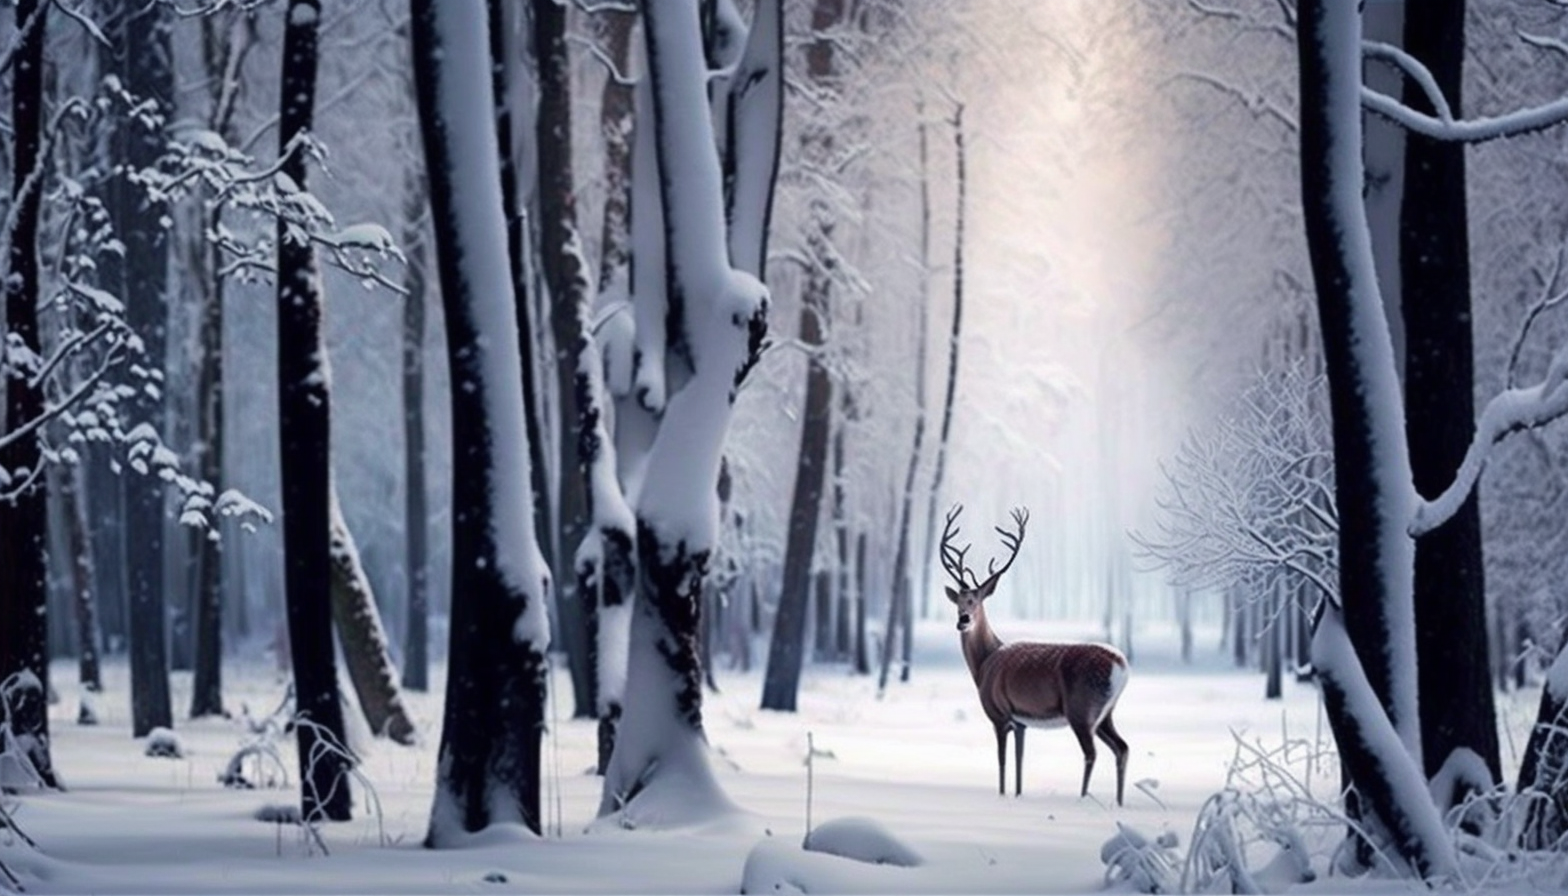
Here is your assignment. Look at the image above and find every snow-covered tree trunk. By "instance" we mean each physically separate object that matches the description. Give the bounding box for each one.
[486,0,552,589]
[275,0,353,824]
[536,0,599,723]
[328,491,416,745]
[589,1,638,775]
[109,0,174,739]
[598,0,769,826]
[412,0,552,844]
[0,0,60,791]
[1296,1,1452,878]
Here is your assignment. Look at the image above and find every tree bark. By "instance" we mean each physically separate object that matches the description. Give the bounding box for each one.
[276,0,353,823]
[329,492,416,744]
[759,235,832,712]
[400,165,430,693]
[64,466,102,693]
[1399,0,1500,799]
[534,0,598,722]
[110,0,174,739]
[488,0,553,612]
[0,0,60,790]
[759,0,841,713]
[414,0,552,842]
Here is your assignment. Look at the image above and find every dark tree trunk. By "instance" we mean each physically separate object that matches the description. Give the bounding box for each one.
[64,467,102,692]
[414,0,551,842]
[1399,0,1500,798]
[189,224,227,719]
[276,0,352,823]
[853,531,869,675]
[759,0,841,713]
[832,415,851,661]
[0,0,60,790]
[190,7,257,720]
[109,0,174,739]
[760,248,833,712]
[535,0,597,722]
[85,449,126,653]
[401,167,430,693]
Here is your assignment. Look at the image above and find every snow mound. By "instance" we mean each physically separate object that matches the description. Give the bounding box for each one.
[142,727,185,759]
[741,839,918,894]
[804,816,923,867]
[254,803,302,825]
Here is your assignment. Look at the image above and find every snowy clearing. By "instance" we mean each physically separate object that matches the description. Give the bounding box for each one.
[1,620,1547,894]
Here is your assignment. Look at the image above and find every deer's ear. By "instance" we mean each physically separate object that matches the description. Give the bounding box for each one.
[978,577,999,599]
[945,586,960,604]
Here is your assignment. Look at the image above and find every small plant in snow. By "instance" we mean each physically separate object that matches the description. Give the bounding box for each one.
[142,726,185,759]
[1101,823,1180,894]
[219,689,294,790]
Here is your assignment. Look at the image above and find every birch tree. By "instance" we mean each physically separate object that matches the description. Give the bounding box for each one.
[411,0,552,843]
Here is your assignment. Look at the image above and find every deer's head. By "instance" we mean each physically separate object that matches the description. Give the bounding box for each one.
[939,505,1029,633]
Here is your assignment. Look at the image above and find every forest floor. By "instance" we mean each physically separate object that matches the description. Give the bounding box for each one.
[0,618,1552,894]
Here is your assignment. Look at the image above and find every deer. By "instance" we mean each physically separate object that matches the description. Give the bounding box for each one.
[940,504,1131,805]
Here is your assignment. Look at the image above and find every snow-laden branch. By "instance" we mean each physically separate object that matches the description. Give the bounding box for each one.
[1362,83,1568,143]
[1362,40,1451,122]
[1411,345,1568,535]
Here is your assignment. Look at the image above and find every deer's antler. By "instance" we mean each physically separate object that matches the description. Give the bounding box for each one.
[939,504,978,589]
[977,507,1029,594]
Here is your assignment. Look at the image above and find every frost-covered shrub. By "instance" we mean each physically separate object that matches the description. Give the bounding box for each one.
[1178,733,1331,894]
[1101,823,1180,894]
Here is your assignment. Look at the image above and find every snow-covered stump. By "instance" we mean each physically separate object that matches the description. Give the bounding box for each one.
[410,0,552,845]
[596,0,769,828]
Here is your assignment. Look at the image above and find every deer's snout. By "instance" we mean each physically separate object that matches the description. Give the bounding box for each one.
[957,613,972,631]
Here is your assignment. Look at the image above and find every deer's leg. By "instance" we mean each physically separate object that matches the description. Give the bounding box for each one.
[1069,717,1097,799]
[1096,714,1129,807]
[994,722,1008,796]
[1012,723,1025,797]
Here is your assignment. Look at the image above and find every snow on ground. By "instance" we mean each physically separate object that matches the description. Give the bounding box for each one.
[0,619,1546,894]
